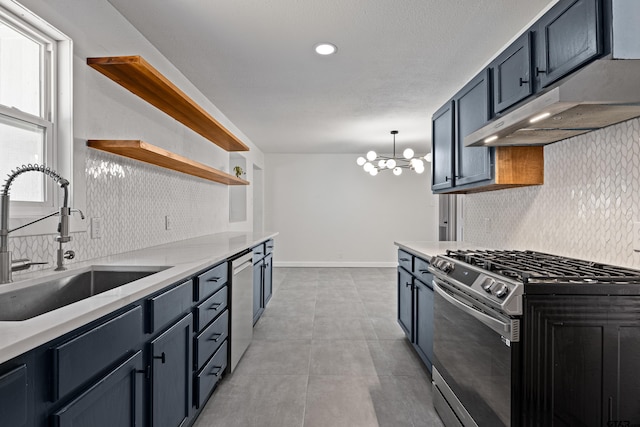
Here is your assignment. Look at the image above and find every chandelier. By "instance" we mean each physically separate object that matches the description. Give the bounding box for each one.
[356,130,430,176]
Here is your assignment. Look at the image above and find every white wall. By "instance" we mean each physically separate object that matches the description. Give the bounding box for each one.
[265,154,438,266]
[8,0,263,274]
[464,116,640,269]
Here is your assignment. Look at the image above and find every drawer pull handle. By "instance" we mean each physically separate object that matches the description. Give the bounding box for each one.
[399,258,409,262]
[255,252,263,255]
[208,302,222,310]
[209,366,223,377]
[154,352,166,364]
[206,277,221,283]
[209,333,222,342]
[420,270,429,274]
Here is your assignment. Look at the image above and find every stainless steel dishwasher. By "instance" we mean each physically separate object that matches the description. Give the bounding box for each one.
[229,252,253,372]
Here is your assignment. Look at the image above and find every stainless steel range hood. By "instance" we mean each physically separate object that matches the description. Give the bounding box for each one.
[465,0,640,148]
[465,59,640,147]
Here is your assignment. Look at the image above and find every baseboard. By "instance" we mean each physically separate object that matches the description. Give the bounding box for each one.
[272,261,397,268]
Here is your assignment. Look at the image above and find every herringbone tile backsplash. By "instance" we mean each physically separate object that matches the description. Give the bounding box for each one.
[464,116,640,268]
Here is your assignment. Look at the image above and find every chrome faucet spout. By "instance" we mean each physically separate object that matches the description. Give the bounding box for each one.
[0,164,79,283]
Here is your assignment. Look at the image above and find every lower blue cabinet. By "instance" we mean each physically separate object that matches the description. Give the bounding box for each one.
[52,351,144,427]
[397,254,434,373]
[414,277,434,371]
[0,364,28,427]
[150,314,192,427]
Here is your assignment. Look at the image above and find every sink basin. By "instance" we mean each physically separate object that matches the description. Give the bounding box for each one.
[0,266,169,321]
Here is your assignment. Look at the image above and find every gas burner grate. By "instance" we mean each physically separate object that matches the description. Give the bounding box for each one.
[445,249,640,285]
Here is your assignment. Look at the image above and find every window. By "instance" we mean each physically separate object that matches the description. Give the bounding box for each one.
[0,0,72,220]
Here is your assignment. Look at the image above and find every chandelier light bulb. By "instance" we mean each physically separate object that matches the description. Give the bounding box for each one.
[378,159,387,168]
[386,158,396,169]
[411,159,424,169]
[415,163,425,174]
[424,152,433,163]
[363,162,374,172]
[403,148,415,159]
[393,167,402,176]
[369,167,378,176]
[366,150,377,161]
[356,156,366,166]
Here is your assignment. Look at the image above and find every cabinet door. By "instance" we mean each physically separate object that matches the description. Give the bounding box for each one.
[493,32,533,113]
[253,261,264,324]
[263,253,273,306]
[150,314,192,427]
[534,0,602,88]
[52,351,144,427]
[397,267,413,340]
[454,70,493,186]
[617,324,640,423]
[414,277,434,372]
[431,101,455,191]
[0,365,28,427]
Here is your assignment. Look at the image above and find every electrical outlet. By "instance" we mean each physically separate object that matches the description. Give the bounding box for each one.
[91,217,102,239]
[634,222,640,252]
[165,215,172,230]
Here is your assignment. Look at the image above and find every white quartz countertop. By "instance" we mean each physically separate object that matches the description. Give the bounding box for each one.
[0,231,277,364]
[394,241,484,260]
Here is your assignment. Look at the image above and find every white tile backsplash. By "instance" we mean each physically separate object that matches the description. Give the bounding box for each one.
[8,149,228,275]
[464,116,640,268]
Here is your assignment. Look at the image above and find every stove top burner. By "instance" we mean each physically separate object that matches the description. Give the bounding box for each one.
[445,249,640,285]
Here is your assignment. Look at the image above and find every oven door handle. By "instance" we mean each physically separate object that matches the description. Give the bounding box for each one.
[433,281,519,342]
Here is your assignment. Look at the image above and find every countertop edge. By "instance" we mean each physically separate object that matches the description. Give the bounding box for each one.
[394,240,485,261]
[0,231,278,364]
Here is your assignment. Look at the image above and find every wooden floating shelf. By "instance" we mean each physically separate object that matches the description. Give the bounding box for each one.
[87,140,249,186]
[87,55,250,152]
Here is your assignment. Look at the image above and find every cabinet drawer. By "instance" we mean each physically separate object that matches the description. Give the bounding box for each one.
[265,240,274,255]
[195,262,228,302]
[147,280,192,334]
[0,365,28,427]
[398,250,413,272]
[194,310,229,370]
[195,286,228,332]
[414,257,432,283]
[253,243,266,263]
[52,306,142,400]
[195,340,228,409]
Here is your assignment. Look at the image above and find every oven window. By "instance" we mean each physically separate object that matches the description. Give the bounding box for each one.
[433,291,517,427]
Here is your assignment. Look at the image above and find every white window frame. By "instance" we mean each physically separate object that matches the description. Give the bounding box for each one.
[0,0,74,236]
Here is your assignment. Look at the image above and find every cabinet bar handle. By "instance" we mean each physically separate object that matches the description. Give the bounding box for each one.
[209,333,222,342]
[209,366,223,377]
[420,270,429,274]
[206,276,221,282]
[208,302,222,310]
[519,77,529,86]
[535,67,547,76]
[154,352,166,364]
[405,282,412,288]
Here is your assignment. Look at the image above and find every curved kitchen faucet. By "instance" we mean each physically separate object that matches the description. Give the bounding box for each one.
[0,164,83,284]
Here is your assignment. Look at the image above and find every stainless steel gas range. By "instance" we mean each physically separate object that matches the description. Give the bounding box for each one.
[428,249,640,427]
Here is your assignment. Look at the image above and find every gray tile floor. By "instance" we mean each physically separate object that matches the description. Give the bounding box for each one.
[193,267,444,427]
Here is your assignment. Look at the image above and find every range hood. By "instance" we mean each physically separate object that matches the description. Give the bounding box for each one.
[465,0,640,148]
[465,59,640,147]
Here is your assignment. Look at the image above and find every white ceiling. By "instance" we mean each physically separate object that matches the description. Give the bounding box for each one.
[107,0,554,155]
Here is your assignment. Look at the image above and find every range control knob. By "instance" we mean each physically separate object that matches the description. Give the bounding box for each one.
[494,283,509,299]
[481,279,496,293]
[442,262,454,273]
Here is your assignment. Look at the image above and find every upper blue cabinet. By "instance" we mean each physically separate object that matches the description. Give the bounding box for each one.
[492,32,534,114]
[533,0,603,89]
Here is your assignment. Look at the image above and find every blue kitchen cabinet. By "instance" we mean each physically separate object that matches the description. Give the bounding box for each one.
[431,101,455,192]
[533,0,603,89]
[397,266,413,340]
[397,252,434,373]
[252,240,274,324]
[149,313,192,427]
[51,351,144,427]
[492,31,533,113]
[0,364,29,427]
[414,276,434,371]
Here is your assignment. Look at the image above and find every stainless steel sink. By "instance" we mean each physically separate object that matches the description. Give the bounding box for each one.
[0,266,169,321]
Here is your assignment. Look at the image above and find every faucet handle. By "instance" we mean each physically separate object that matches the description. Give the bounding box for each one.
[11,258,48,272]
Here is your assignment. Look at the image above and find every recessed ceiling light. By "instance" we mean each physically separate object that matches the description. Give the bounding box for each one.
[314,43,337,55]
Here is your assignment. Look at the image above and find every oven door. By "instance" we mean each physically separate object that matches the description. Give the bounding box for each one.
[432,278,520,427]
